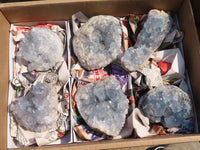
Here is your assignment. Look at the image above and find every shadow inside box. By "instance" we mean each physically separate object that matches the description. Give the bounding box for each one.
[190,0,200,40]
[196,23,200,40]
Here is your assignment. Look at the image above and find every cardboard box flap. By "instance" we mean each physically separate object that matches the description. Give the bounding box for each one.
[0,0,183,23]
[7,134,200,150]
[0,10,10,150]
[178,0,200,131]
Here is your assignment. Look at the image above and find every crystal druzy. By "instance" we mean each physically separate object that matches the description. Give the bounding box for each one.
[16,27,64,71]
[138,85,194,133]
[75,76,129,136]
[121,9,172,72]
[73,15,122,70]
[10,82,59,132]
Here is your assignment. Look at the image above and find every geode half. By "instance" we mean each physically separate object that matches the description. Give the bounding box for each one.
[16,27,64,71]
[10,82,59,132]
[121,9,172,72]
[75,76,129,136]
[138,85,194,133]
[73,15,122,70]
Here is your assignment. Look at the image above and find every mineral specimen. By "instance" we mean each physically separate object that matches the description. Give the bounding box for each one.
[16,27,64,71]
[73,15,122,70]
[138,85,194,133]
[121,9,172,72]
[75,76,129,136]
[10,82,59,132]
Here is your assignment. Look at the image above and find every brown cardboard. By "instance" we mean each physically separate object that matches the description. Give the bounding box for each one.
[7,135,200,150]
[0,10,10,150]
[178,0,200,131]
[1,0,200,149]
[0,0,182,22]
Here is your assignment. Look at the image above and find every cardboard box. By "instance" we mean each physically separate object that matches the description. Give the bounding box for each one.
[1,0,200,149]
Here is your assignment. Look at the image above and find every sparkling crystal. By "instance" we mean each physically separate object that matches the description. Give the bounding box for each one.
[73,15,122,70]
[138,85,194,133]
[10,82,59,132]
[121,9,172,71]
[75,76,129,136]
[16,27,64,71]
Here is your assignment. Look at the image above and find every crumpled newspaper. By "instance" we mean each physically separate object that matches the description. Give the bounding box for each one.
[71,63,108,141]
[71,63,108,83]
[11,61,70,98]
[114,108,169,139]
[70,11,183,142]
[129,48,185,89]
[10,24,66,45]
[71,79,104,141]
[9,79,70,146]
[9,24,70,147]
[154,48,185,81]
[120,14,147,51]
[140,67,163,88]
[110,63,129,91]
[10,101,69,146]
[10,71,70,146]
[72,11,88,34]
[139,60,163,89]
[130,58,163,89]
[71,63,133,140]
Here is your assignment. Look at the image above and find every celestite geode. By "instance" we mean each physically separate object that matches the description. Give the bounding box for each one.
[10,82,59,132]
[16,27,64,71]
[73,15,122,70]
[75,76,129,136]
[138,85,194,133]
[121,9,172,72]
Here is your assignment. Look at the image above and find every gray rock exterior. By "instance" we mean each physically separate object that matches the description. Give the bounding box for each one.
[10,82,59,132]
[75,76,129,136]
[16,27,64,71]
[138,85,194,133]
[121,9,172,72]
[73,15,122,70]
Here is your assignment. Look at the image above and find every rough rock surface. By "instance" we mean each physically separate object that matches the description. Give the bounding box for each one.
[73,15,122,70]
[138,85,194,133]
[10,82,59,132]
[16,27,64,71]
[121,9,172,72]
[75,76,129,136]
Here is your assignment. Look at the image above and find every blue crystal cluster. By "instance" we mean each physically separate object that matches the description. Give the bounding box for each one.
[73,15,122,70]
[75,76,129,136]
[121,10,172,71]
